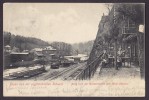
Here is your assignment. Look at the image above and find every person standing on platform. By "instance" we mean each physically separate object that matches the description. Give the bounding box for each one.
[117,48,124,67]
[101,50,109,67]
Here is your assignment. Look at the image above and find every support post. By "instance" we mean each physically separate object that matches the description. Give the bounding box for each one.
[89,65,91,79]
[114,39,118,70]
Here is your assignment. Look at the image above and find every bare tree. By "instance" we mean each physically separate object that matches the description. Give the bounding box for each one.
[105,3,113,14]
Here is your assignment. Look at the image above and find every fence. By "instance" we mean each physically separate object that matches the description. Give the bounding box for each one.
[75,53,103,80]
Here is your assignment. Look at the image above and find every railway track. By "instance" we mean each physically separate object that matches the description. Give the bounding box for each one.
[63,68,85,80]
[25,62,86,80]
[27,64,77,80]
[45,64,81,80]
[28,63,84,80]
[50,63,86,80]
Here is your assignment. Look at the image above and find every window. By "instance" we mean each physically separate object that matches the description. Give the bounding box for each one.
[122,19,136,34]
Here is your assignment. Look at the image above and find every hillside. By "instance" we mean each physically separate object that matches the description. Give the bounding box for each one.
[71,40,94,55]
[4,31,50,51]
[4,31,94,56]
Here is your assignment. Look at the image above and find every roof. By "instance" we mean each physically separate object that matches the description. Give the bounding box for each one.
[50,54,55,55]
[10,52,29,55]
[33,48,43,51]
[43,46,56,50]
[5,45,11,48]
[36,54,45,56]
[77,54,88,57]
[64,54,88,59]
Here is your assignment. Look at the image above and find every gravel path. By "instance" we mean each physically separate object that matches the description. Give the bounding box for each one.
[92,63,141,80]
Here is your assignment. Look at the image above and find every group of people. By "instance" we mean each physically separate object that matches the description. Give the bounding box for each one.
[101,48,125,68]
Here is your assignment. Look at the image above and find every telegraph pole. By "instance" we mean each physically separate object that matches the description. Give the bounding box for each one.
[113,5,118,70]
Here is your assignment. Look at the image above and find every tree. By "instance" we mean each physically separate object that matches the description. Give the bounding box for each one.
[105,3,113,14]
[3,31,50,51]
[116,4,144,25]
[50,42,72,56]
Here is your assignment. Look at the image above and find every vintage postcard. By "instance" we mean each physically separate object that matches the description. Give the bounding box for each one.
[3,3,145,97]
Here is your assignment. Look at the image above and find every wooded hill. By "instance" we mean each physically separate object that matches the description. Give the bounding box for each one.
[4,31,94,56]
[4,31,49,51]
[72,40,94,55]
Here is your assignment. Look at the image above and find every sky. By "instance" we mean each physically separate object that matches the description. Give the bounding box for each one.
[3,3,109,44]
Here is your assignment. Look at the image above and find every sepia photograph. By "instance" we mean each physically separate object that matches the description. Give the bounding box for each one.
[3,3,145,96]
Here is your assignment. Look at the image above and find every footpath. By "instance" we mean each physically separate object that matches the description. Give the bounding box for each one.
[88,63,145,96]
[92,63,141,80]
